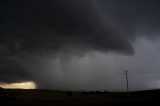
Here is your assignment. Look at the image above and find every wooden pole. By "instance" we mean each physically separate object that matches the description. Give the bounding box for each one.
[125,70,129,93]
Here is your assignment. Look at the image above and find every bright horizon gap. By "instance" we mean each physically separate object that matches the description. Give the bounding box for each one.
[0,81,37,89]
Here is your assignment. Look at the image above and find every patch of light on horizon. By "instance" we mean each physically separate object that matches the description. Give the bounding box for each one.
[0,81,37,89]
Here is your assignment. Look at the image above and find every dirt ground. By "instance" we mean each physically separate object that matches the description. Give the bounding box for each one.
[0,89,160,106]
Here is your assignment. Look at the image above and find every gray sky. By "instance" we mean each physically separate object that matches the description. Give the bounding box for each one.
[0,0,160,91]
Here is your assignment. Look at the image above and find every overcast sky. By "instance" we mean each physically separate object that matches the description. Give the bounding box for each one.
[0,0,160,91]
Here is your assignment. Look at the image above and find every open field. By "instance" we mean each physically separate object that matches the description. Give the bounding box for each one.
[0,89,160,106]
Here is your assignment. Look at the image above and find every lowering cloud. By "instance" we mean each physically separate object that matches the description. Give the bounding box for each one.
[0,0,134,55]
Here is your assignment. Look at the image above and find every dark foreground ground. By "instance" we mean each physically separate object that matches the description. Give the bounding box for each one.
[0,89,160,106]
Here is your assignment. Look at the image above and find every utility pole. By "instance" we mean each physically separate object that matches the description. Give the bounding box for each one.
[125,70,129,93]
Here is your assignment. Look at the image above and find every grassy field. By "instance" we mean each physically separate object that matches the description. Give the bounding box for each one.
[0,88,160,106]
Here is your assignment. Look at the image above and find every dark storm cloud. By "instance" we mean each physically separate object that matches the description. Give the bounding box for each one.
[0,0,160,87]
[0,56,31,83]
[0,0,133,56]
[96,0,160,38]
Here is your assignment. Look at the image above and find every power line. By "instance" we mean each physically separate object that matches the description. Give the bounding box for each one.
[127,68,160,72]
[123,69,160,92]
[128,71,160,74]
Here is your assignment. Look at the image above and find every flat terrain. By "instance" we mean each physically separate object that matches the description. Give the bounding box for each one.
[0,89,160,106]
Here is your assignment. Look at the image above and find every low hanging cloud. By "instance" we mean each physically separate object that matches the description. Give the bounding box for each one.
[0,0,134,56]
